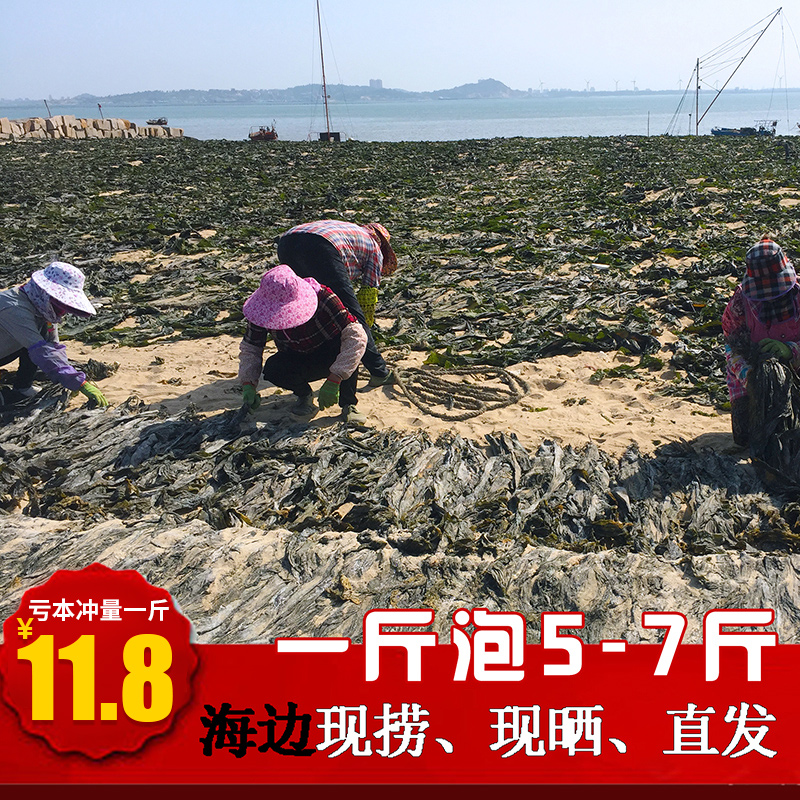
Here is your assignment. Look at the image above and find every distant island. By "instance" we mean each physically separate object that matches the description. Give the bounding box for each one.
[2,77,788,107]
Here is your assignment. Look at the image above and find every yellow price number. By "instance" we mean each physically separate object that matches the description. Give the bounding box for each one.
[17,633,173,722]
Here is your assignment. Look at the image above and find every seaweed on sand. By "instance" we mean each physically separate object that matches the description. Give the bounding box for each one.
[0,399,797,556]
[2,135,799,404]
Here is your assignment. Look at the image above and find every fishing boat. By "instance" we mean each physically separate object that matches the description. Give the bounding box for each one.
[146,117,168,126]
[711,120,777,137]
[315,0,342,142]
[248,122,278,142]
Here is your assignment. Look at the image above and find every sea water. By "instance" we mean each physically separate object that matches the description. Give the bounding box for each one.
[3,90,800,142]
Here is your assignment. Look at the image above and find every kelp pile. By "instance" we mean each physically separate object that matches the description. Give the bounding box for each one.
[2,135,800,408]
[1,400,798,556]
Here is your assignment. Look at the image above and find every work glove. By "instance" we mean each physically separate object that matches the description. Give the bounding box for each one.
[318,378,341,410]
[356,284,379,328]
[241,383,261,410]
[759,338,792,362]
[79,381,109,408]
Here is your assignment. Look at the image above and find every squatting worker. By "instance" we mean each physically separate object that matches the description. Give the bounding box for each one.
[722,237,800,446]
[238,264,368,423]
[276,219,397,387]
[0,262,108,407]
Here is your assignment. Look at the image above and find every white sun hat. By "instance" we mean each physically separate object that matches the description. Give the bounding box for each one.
[31,262,97,316]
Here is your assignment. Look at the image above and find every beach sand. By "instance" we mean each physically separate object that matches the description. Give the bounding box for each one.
[66,324,734,459]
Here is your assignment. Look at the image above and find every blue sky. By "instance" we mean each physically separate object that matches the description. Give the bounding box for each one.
[1,1,796,98]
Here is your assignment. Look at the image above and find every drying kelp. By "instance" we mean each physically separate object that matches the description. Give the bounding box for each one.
[2,135,799,406]
[1,400,797,556]
[3,514,800,645]
[747,350,800,489]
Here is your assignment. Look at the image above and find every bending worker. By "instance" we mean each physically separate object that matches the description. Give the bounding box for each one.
[238,264,368,423]
[722,237,800,446]
[276,219,397,387]
[0,262,108,407]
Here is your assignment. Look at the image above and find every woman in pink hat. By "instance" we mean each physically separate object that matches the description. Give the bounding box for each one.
[0,262,108,407]
[276,219,397,387]
[237,265,368,423]
[722,237,800,445]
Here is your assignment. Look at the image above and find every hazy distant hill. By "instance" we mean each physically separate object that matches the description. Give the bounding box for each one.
[1,78,533,106]
[2,79,779,107]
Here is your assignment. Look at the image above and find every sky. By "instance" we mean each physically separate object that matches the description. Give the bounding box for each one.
[1,0,798,99]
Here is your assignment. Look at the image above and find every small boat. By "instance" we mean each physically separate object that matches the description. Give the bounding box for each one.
[146,117,168,126]
[248,123,278,142]
[669,10,783,136]
[315,0,342,142]
[711,120,777,137]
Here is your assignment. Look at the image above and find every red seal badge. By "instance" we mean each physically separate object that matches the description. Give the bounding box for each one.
[0,563,197,758]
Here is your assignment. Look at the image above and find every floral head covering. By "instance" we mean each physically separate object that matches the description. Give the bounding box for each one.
[21,262,96,323]
[21,278,60,324]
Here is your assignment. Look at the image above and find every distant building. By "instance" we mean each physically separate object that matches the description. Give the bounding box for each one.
[369,79,383,90]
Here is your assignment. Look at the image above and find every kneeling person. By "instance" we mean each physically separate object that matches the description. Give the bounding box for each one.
[0,262,108,407]
[238,265,368,423]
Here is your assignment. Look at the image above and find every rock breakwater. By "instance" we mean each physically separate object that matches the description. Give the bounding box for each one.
[0,115,183,142]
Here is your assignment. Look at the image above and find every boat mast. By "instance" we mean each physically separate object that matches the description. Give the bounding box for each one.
[695,58,700,135]
[695,7,782,134]
[316,0,332,139]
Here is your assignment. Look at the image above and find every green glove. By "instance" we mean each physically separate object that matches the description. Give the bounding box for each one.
[759,338,792,362]
[79,381,109,408]
[318,378,340,409]
[241,383,261,410]
[356,284,379,327]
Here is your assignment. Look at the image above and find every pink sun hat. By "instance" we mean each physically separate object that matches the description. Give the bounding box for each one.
[243,265,319,330]
[31,262,96,316]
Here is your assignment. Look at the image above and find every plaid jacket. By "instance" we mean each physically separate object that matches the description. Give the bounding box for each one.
[283,220,383,288]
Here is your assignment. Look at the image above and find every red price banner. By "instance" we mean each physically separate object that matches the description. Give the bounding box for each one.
[0,563,197,758]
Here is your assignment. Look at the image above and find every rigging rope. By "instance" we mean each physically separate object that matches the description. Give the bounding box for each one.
[385,365,530,422]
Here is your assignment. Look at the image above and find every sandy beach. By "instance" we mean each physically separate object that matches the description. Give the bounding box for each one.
[66,329,734,458]
[2,134,798,651]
